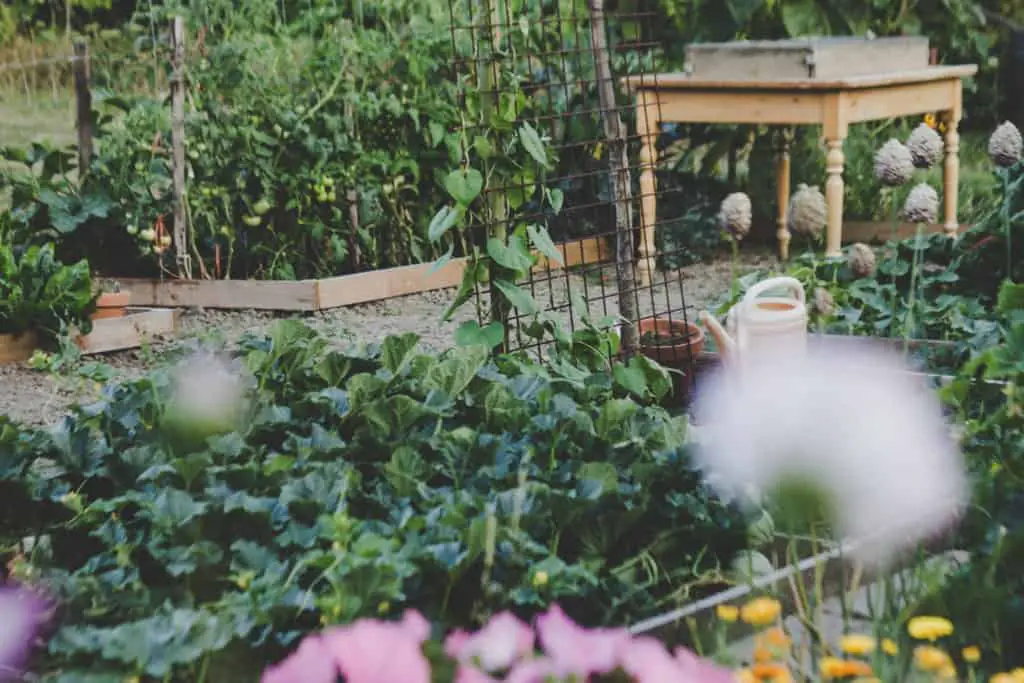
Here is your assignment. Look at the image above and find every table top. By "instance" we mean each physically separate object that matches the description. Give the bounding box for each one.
[621,65,978,92]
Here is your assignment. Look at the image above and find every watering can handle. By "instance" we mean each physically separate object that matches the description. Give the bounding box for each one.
[742,276,806,305]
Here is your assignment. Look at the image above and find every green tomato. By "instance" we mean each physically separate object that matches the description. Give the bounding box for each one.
[187,150,199,161]
[323,176,334,188]
[134,162,145,172]
[126,224,138,236]
[253,198,272,216]
[242,215,262,227]
[273,124,283,136]
[219,226,232,237]
[327,191,336,202]
[197,143,208,153]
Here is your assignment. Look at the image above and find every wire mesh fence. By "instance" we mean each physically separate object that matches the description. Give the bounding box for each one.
[445,0,698,380]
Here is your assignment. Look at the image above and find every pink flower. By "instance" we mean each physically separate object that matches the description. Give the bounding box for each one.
[504,656,563,683]
[261,635,336,683]
[674,646,740,683]
[445,612,534,673]
[322,610,431,683]
[619,636,687,683]
[535,605,631,678]
[0,586,50,682]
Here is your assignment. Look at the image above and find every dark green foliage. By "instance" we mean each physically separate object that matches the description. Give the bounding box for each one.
[0,321,746,681]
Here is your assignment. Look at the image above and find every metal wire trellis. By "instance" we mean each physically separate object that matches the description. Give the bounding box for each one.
[446,0,698,386]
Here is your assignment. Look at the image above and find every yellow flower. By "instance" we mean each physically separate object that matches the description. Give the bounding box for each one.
[737,668,758,683]
[532,570,549,587]
[741,597,782,627]
[908,616,954,641]
[963,646,981,664]
[820,658,873,679]
[924,113,937,129]
[914,645,953,673]
[939,664,958,680]
[840,634,876,657]
[717,604,740,622]
[1010,669,1024,683]
[881,639,899,656]
[853,679,881,683]
[991,674,1015,683]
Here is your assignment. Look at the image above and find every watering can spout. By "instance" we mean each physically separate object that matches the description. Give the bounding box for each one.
[699,310,736,361]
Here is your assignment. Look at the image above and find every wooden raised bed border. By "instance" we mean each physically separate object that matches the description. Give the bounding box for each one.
[0,308,179,364]
[109,236,610,312]
[843,220,966,243]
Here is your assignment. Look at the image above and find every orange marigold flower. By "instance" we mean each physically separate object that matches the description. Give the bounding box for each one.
[820,657,873,679]
[762,627,791,648]
[752,662,793,683]
[741,597,782,627]
[753,646,774,663]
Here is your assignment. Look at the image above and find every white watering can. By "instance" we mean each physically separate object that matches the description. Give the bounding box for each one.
[698,276,808,365]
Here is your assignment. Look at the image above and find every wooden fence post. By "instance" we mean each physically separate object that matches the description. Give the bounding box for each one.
[72,40,93,177]
[170,16,192,280]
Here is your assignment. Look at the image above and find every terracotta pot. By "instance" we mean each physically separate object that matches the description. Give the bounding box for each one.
[637,316,705,402]
[92,291,131,320]
[637,316,705,365]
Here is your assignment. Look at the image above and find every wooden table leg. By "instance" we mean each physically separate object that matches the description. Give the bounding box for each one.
[824,137,846,257]
[776,127,792,260]
[635,90,658,287]
[941,109,961,237]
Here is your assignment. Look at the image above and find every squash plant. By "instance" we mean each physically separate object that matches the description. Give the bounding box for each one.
[0,242,97,344]
[0,320,747,682]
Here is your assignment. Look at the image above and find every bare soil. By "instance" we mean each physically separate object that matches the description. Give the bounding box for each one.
[0,250,777,426]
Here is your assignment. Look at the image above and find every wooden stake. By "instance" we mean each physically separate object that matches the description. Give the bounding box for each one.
[588,0,638,355]
[170,16,192,279]
[72,40,93,177]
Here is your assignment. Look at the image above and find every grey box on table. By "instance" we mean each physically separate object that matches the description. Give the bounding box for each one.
[684,36,931,81]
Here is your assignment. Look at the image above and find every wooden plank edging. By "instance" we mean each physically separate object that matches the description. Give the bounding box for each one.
[0,308,179,364]
[111,236,611,312]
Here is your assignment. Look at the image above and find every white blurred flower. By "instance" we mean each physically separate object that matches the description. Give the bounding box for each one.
[166,351,251,437]
[692,344,967,568]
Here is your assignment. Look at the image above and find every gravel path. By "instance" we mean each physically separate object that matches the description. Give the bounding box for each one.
[0,250,777,426]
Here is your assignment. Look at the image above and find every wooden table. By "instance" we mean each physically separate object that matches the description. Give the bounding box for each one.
[622,65,978,283]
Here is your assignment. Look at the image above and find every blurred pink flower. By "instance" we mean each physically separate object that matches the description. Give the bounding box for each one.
[0,586,50,683]
[260,635,336,683]
[445,612,534,673]
[321,610,431,683]
[674,646,740,683]
[504,656,562,683]
[619,636,685,683]
[535,605,630,678]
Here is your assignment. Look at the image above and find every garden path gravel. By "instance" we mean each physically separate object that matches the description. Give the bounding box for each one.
[0,250,776,426]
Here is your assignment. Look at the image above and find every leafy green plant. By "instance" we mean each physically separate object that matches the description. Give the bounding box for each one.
[0,241,96,343]
[0,320,747,681]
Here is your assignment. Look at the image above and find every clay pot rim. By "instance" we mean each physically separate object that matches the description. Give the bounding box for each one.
[637,317,705,349]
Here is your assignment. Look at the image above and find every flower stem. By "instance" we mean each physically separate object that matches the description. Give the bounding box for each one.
[887,194,900,339]
[903,223,925,357]
[730,237,739,302]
